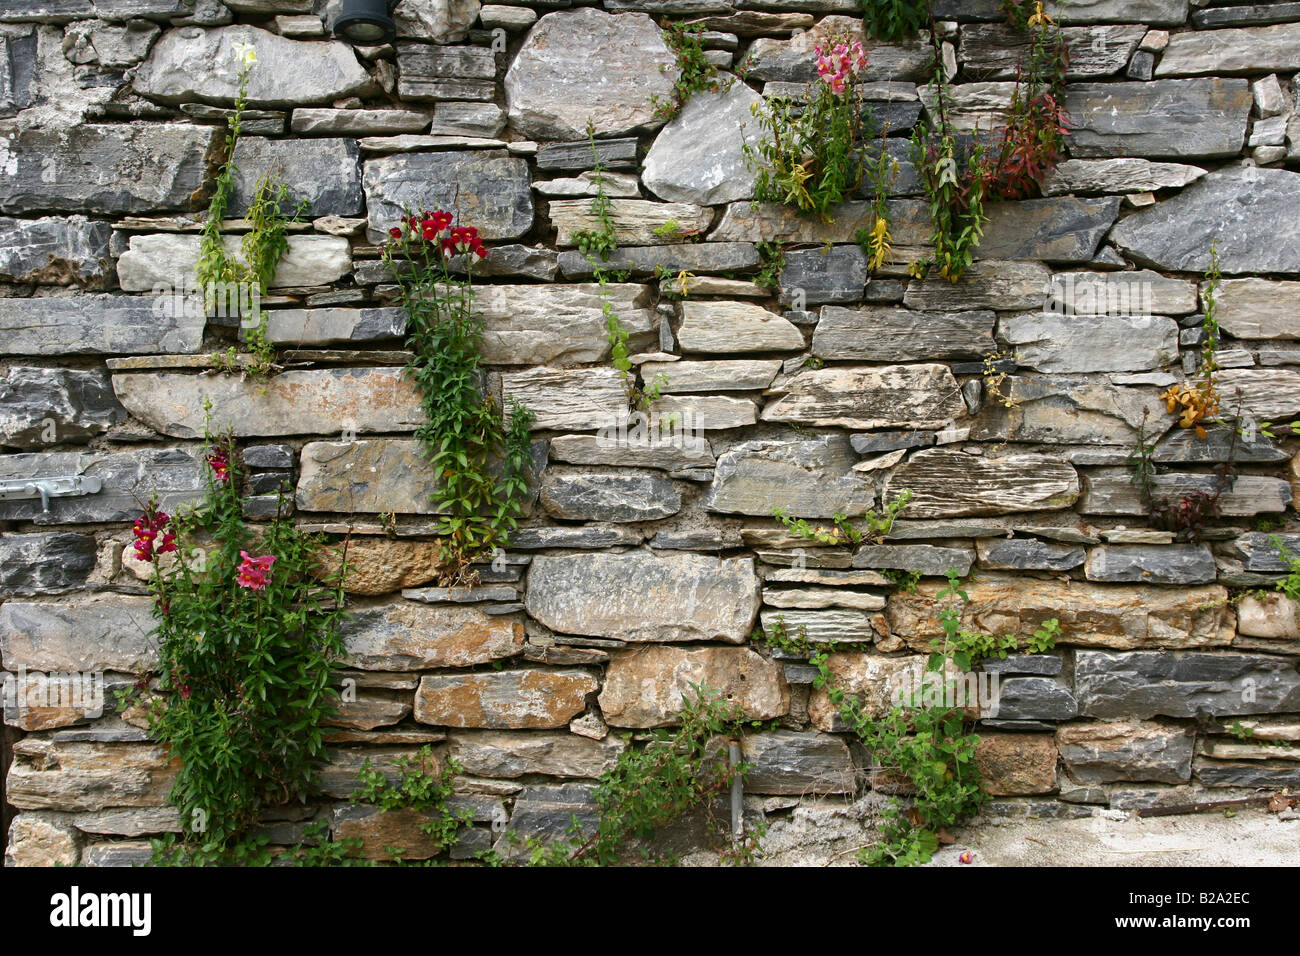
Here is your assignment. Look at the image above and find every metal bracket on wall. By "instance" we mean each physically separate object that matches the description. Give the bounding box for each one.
[0,476,103,515]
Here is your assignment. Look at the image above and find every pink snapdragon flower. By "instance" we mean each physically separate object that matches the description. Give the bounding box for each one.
[814,39,868,96]
[236,551,276,590]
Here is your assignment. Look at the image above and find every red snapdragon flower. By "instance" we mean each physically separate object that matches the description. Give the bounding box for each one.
[206,446,231,484]
[132,507,177,562]
[236,551,276,590]
[441,225,487,259]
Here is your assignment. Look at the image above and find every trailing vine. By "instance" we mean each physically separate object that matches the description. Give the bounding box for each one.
[383,209,537,584]
[771,489,913,546]
[125,413,348,858]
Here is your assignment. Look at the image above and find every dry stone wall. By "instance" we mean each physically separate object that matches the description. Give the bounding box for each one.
[3,0,1300,865]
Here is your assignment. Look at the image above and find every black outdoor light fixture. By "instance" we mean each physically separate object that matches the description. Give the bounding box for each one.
[333,0,397,45]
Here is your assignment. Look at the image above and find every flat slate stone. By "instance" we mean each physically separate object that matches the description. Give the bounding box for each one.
[1075,651,1300,719]
[704,434,876,519]
[902,260,1051,311]
[290,108,431,136]
[1110,167,1300,275]
[763,364,967,431]
[527,550,760,643]
[1157,22,1300,76]
[960,23,1143,79]
[1230,532,1300,573]
[548,433,714,471]
[111,368,423,438]
[676,300,803,353]
[977,538,1085,571]
[1041,158,1206,195]
[362,151,534,243]
[635,359,780,393]
[0,30,36,117]
[779,245,867,306]
[972,376,1166,445]
[504,8,678,139]
[415,668,599,729]
[1211,278,1300,339]
[535,138,639,172]
[1065,78,1250,159]
[0,123,216,215]
[0,595,157,670]
[340,602,524,670]
[1044,269,1198,316]
[229,137,362,217]
[539,470,680,522]
[990,677,1077,722]
[852,544,974,577]
[116,232,351,291]
[884,448,1080,518]
[978,197,1119,264]
[1154,422,1287,464]
[0,366,125,447]
[551,198,710,247]
[261,307,406,346]
[998,312,1179,374]
[557,242,759,279]
[0,533,97,597]
[1084,544,1217,585]
[813,306,995,362]
[0,216,111,286]
[500,366,627,431]
[0,296,204,355]
[395,43,496,101]
[740,730,856,795]
[741,16,928,82]
[1057,720,1194,785]
[133,25,370,107]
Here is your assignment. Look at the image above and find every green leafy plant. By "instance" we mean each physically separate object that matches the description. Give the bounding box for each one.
[753,240,787,292]
[128,415,348,857]
[910,29,989,282]
[857,127,900,273]
[383,209,536,585]
[859,0,931,42]
[745,37,873,218]
[354,746,474,861]
[652,20,730,120]
[509,685,763,866]
[572,121,619,261]
[1161,243,1222,437]
[881,568,923,592]
[772,490,913,546]
[928,570,1059,672]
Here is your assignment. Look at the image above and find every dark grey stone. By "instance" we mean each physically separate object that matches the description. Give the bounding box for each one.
[1194,760,1300,788]
[813,306,995,362]
[741,730,856,795]
[980,654,1063,676]
[1111,167,1300,274]
[978,538,1085,572]
[0,29,36,117]
[242,444,294,469]
[978,197,1120,264]
[1084,544,1217,585]
[0,217,112,287]
[494,783,598,854]
[230,137,363,217]
[1192,2,1300,27]
[1075,651,1300,719]
[0,367,126,447]
[1154,423,1287,464]
[1230,532,1300,572]
[0,296,205,356]
[1065,78,1250,159]
[779,246,867,306]
[991,677,1078,721]
[851,544,974,577]
[1060,727,1194,785]
[558,242,759,279]
[396,42,496,101]
[536,138,639,171]
[362,151,534,243]
[0,532,97,596]
[0,123,216,214]
[849,430,935,455]
[1126,50,1154,81]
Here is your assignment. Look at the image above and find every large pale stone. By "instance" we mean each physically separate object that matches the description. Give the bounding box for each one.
[0,216,111,286]
[550,199,711,247]
[393,0,480,42]
[676,300,803,353]
[1210,279,1300,339]
[500,367,627,431]
[7,739,177,811]
[1217,368,1300,421]
[0,595,156,671]
[1065,78,1250,159]
[0,296,205,355]
[1043,0,1188,27]
[1041,158,1206,196]
[599,645,788,728]
[1110,168,1300,274]
[762,364,967,430]
[470,283,656,365]
[637,359,780,393]
[341,602,524,669]
[998,312,1179,373]
[642,77,763,204]
[132,25,370,107]
[4,815,79,867]
[1057,720,1193,784]
[886,573,1234,651]
[807,653,936,731]
[0,367,124,447]
[394,43,495,101]
[1044,269,1198,316]
[704,435,875,519]
[116,233,352,291]
[297,439,437,514]
[526,550,760,643]
[813,307,994,362]
[884,449,1078,518]
[448,730,625,779]
[362,151,534,243]
[1079,468,1290,517]
[1157,23,1300,76]
[111,368,423,438]
[0,123,216,215]
[973,376,1167,445]
[1075,651,1300,719]
[504,8,678,140]
[314,539,448,595]
[414,668,598,729]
